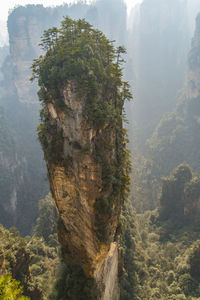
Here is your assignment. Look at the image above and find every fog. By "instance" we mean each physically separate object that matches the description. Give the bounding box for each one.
[1,1,200,298]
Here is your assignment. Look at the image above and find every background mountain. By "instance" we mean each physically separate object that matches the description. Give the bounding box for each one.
[1,0,200,233]
[148,12,200,177]
[1,0,200,299]
[0,0,127,234]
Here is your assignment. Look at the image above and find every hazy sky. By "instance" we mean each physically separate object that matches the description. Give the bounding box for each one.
[0,0,142,21]
[0,0,143,45]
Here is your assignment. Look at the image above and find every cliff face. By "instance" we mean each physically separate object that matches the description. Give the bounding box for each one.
[0,107,19,226]
[0,1,127,234]
[186,13,200,100]
[33,17,131,299]
[45,81,121,299]
[8,15,41,104]
[0,6,54,233]
[7,1,127,105]
[148,12,200,177]
[128,0,190,141]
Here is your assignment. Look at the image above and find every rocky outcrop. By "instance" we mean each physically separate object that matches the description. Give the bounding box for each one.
[7,6,52,104]
[148,12,200,178]
[44,80,122,299]
[186,13,200,99]
[0,106,21,227]
[0,6,53,233]
[0,1,128,235]
[128,0,190,141]
[33,16,131,299]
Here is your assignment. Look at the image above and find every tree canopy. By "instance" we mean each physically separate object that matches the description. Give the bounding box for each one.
[0,275,29,300]
[31,17,132,127]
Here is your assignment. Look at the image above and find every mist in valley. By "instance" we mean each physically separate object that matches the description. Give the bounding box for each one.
[0,0,200,299]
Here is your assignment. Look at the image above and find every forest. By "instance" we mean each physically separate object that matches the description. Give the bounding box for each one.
[0,0,200,299]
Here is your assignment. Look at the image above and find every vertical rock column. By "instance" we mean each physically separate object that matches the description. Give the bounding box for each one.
[43,80,121,299]
[33,18,131,299]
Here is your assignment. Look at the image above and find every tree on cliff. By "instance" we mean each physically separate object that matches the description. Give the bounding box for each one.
[31,17,132,127]
[158,163,200,226]
[159,163,192,222]
[31,16,132,220]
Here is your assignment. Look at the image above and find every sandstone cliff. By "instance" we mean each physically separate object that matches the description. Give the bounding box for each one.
[45,80,120,299]
[34,18,131,299]
[0,1,127,234]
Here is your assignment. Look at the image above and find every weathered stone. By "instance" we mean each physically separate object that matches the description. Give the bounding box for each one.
[45,80,121,299]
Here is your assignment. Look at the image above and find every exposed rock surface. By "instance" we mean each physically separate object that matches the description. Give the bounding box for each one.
[44,81,121,299]
[0,6,54,233]
[148,12,200,178]
[0,1,127,234]
[128,0,191,141]
[186,13,200,100]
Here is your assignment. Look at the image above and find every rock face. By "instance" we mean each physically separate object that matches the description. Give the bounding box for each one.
[186,13,200,100]
[33,16,131,299]
[44,81,121,299]
[0,106,21,227]
[7,1,127,105]
[8,15,41,104]
[0,6,53,234]
[0,1,127,235]
[128,0,190,141]
[148,12,200,177]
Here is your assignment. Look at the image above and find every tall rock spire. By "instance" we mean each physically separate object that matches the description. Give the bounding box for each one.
[32,17,131,299]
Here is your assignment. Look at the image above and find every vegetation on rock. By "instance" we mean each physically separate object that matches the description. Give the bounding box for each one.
[159,163,200,226]
[31,16,132,299]
[0,195,59,300]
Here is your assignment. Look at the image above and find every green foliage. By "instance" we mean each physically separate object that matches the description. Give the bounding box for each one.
[0,274,29,300]
[31,17,132,122]
[130,151,160,212]
[159,163,192,222]
[0,191,59,300]
[32,17,132,246]
[171,163,192,184]
[120,200,142,300]
[148,92,200,186]
[48,262,99,300]
[0,225,28,280]
[33,194,57,243]
[31,15,132,299]
[27,193,59,298]
[0,106,16,228]
[157,163,200,232]
[31,17,132,163]
[188,240,200,280]
[37,121,64,163]
[27,236,58,298]
[0,224,42,299]
[94,133,131,241]
[178,273,197,296]
[184,175,200,217]
[130,209,200,299]
[94,197,111,215]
